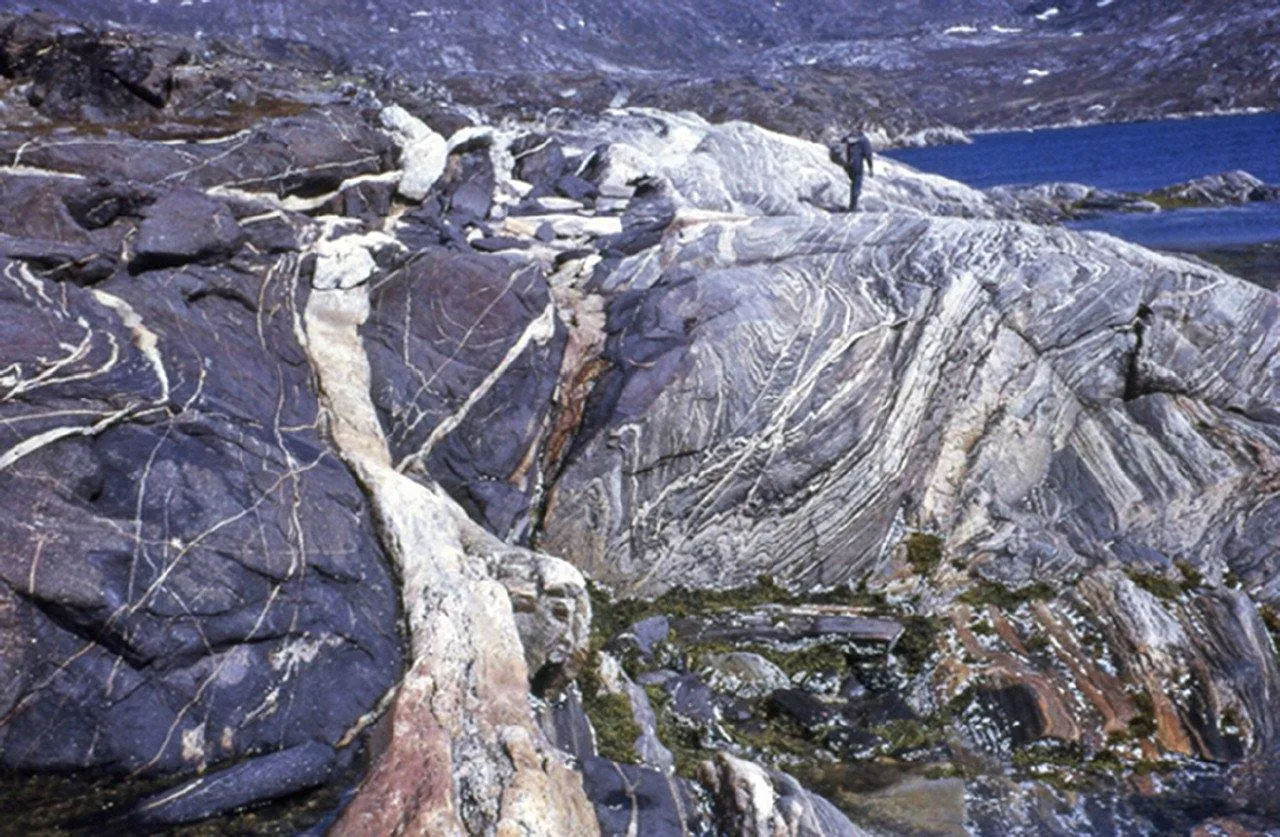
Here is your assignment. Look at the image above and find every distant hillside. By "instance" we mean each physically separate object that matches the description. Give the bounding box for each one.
[12,0,1279,133]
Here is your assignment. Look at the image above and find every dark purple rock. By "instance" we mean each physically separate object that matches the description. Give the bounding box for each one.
[437,144,496,226]
[581,757,709,836]
[540,686,596,762]
[19,109,395,198]
[131,742,338,827]
[0,14,185,121]
[629,615,672,656]
[602,175,677,256]
[340,178,396,222]
[972,685,1047,749]
[557,174,599,202]
[132,190,244,270]
[665,673,718,724]
[0,233,117,285]
[769,688,837,728]
[511,134,569,195]
[0,253,402,796]
[361,248,565,540]
[471,235,531,252]
[61,178,152,230]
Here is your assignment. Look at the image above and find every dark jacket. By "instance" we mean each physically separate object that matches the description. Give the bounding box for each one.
[842,134,874,177]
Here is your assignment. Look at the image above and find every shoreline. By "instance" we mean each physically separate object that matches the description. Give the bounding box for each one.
[959,106,1276,140]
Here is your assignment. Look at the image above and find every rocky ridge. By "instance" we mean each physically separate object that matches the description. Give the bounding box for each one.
[0,14,1278,835]
[12,0,1280,138]
[987,170,1280,224]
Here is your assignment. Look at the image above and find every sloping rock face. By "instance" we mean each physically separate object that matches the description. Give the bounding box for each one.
[0,33,596,832]
[528,110,1279,601]
[548,109,1003,220]
[0,122,404,809]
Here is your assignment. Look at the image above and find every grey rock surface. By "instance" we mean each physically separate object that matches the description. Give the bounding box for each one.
[1148,169,1276,207]
[14,0,1277,135]
[529,113,1279,602]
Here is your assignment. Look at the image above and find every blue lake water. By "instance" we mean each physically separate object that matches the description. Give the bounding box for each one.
[885,112,1280,253]
[887,112,1280,191]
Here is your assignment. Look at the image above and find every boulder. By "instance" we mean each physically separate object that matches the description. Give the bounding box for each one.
[701,652,796,698]
[511,134,570,194]
[19,109,395,198]
[132,190,243,270]
[0,15,186,121]
[361,248,564,540]
[699,753,871,837]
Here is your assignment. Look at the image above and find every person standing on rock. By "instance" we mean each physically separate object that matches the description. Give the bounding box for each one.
[839,131,875,212]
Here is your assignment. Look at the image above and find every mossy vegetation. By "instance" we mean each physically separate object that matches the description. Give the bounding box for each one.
[1127,692,1158,739]
[1174,559,1204,590]
[868,718,949,753]
[579,557,979,796]
[894,616,944,677]
[689,639,853,681]
[1011,739,1085,770]
[1022,630,1051,655]
[729,713,817,761]
[584,691,643,764]
[958,579,1054,610]
[578,652,642,764]
[1007,738,1144,789]
[1258,605,1280,659]
[905,533,943,576]
[643,686,708,779]
[1124,560,1205,600]
[1126,569,1185,600]
[0,761,348,836]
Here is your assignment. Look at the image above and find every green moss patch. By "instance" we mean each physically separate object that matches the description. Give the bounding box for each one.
[958,579,1054,610]
[894,616,945,677]
[1126,570,1185,600]
[578,652,642,764]
[905,533,943,576]
[1127,692,1158,739]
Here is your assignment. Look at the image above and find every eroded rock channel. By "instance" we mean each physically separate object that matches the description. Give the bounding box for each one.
[0,15,1278,836]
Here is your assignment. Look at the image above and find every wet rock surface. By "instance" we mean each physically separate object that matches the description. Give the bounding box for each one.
[0,11,1277,836]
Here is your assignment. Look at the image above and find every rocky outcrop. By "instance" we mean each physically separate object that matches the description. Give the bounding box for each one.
[989,169,1280,222]
[1147,169,1280,207]
[0,141,403,826]
[18,0,1280,136]
[1,16,1279,834]
[0,52,595,832]
[409,107,1278,830]
[0,12,187,122]
[529,116,1279,602]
